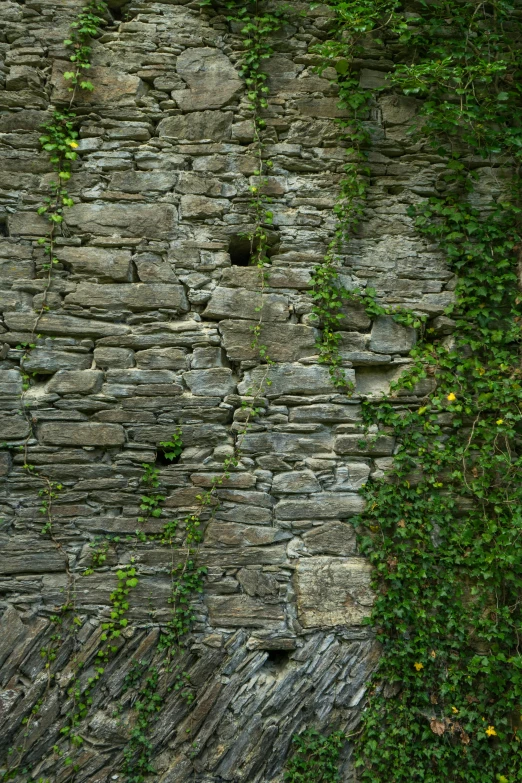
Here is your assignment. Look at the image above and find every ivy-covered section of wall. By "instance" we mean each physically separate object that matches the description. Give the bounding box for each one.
[295,1,522,782]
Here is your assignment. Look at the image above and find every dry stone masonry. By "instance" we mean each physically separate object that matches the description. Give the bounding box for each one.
[0,1,454,781]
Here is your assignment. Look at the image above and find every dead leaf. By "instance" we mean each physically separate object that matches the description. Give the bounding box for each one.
[430,719,446,736]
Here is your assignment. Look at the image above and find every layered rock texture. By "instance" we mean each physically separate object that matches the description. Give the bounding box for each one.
[0,1,454,781]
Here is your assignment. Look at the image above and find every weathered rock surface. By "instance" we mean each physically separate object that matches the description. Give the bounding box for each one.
[295,557,374,627]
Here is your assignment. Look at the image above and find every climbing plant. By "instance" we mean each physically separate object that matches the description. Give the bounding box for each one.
[285,1,522,782]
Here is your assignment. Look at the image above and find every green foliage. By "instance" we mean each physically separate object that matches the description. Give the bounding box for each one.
[284,729,345,782]
[62,1,107,91]
[307,1,522,782]
[122,666,162,783]
[159,429,183,461]
[83,537,109,575]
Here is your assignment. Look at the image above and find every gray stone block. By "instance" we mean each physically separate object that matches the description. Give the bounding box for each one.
[135,348,187,370]
[180,195,228,220]
[22,350,92,374]
[334,434,395,456]
[238,363,353,397]
[295,556,374,627]
[65,283,189,312]
[157,110,233,141]
[220,320,317,362]
[64,204,177,239]
[4,312,131,338]
[369,315,416,354]
[0,415,30,440]
[93,347,135,369]
[272,470,320,494]
[206,595,284,628]
[289,403,362,423]
[56,247,132,281]
[275,492,365,520]
[51,62,145,106]
[183,368,237,397]
[173,47,243,110]
[46,370,103,394]
[303,521,357,556]
[39,422,125,447]
[204,288,289,322]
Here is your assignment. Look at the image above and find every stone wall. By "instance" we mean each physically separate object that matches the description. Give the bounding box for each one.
[0,1,454,781]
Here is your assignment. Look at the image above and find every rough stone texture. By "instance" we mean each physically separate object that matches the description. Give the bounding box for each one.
[0,1,453,781]
[295,557,374,627]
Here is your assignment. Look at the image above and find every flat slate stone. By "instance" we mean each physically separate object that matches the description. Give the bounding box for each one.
[65,284,189,312]
[39,422,125,447]
[204,288,289,322]
[238,363,354,396]
[220,320,317,362]
[275,492,365,520]
[295,556,374,628]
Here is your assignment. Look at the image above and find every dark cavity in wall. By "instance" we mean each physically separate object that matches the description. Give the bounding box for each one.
[228,232,279,266]
[265,649,291,670]
[0,217,8,237]
[229,234,257,267]
[108,1,126,23]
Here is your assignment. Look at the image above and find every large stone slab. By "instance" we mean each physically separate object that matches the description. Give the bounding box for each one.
[206,595,284,628]
[0,415,30,440]
[158,111,233,142]
[204,288,289,322]
[51,62,145,106]
[64,204,177,239]
[334,434,395,456]
[180,195,227,220]
[204,522,287,548]
[65,284,189,312]
[173,47,243,110]
[39,422,125,447]
[183,368,237,396]
[238,363,354,396]
[303,521,357,556]
[22,350,92,374]
[4,312,131,337]
[295,556,374,627]
[56,247,132,281]
[272,470,320,495]
[220,320,317,362]
[289,403,362,423]
[220,267,312,290]
[369,315,416,354]
[241,429,334,457]
[275,493,365,520]
[46,370,103,394]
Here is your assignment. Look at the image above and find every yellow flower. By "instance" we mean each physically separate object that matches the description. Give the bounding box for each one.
[485,725,497,737]
[496,419,504,425]
[447,393,456,402]
[451,706,459,714]
[414,662,424,671]
[67,140,79,148]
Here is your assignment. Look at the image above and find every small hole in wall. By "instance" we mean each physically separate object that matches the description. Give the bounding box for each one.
[228,234,257,267]
[108,1,126,22]
[29,373,50,386]
[0,218,8,237]
[155,448,181,467]
[265,649,291,670]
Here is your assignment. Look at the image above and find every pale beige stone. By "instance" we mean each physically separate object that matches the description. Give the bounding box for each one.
[295,556,374,628]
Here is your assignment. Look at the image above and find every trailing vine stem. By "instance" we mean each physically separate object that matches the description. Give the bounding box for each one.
[283,2,522,782]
